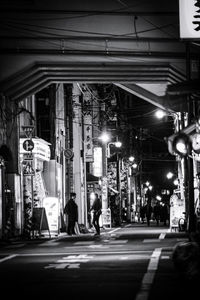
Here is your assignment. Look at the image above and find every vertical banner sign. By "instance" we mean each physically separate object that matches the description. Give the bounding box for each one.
[179,0,200,39]
[101,176,108,210]
[83,91,94,162]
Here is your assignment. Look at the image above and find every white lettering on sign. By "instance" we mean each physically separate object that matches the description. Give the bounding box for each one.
[179,0,200,39]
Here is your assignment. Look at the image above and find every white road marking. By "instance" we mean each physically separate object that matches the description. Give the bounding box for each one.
[107,228,120,234]
[161,255,170,259]
[45,263,71,269]
[159,233,166,239]
[143,239,161,243]
[135,248,162,300]
[56,254,93,263]
[108,240,128,244]
[74,241,94,245]
[68,263,80,269]
[0,254,18,263]
[44,254,94,269]
[87,244,110,249]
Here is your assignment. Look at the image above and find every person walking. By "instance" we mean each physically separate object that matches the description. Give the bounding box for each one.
[144,200,152,227]
[140,205,146,223]
[153,201,161,226]
[64,192,78,235]
[90,193,102,236]
[161,202,169,226]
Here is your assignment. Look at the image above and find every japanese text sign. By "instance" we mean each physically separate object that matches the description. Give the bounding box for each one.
[179,0,200,39]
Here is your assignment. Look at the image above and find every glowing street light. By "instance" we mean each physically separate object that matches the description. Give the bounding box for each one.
[98,132,110,143]
[156,195,162,201]
[173,178,179,186]
[129,156,135,162]
[155,109,167,119]
[166,171,174,179]
[132,163,138,169]
[149,185,153,191]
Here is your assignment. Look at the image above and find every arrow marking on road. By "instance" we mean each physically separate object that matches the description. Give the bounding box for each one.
[44,254,93,269]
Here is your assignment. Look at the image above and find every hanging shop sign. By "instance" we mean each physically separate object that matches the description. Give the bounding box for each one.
[83,91,94,162]
[179,0,200,39]
[93,147,102,177]
[84,115,94,162]
[101,176,108,209]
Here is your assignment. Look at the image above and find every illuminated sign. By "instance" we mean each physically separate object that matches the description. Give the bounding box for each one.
[170,194,185,229]
[93,147,102,177]
[179,0,200,39]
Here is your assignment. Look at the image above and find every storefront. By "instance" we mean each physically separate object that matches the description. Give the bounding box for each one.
[20,137,51,237]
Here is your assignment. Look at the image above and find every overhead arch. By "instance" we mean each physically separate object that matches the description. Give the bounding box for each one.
[0,61,185,112]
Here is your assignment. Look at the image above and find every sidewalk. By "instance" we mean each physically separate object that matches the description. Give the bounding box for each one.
[0,221,190,246]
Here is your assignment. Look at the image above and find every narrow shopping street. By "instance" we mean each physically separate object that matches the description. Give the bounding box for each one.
[0,222,193,300]
[0,2,200,299]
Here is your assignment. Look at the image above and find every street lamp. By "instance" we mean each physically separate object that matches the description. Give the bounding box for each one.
[98,132,110,143]
[129,156,135,162]
[155,109,167,119]
[166,171,174,179]
[99,132,122,213]
[107,141,122,158]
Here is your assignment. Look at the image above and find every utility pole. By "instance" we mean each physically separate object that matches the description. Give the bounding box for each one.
[116,152,121,224]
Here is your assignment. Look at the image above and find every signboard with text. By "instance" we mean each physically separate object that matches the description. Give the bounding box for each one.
[43,197,59,235]
[170,194,185,229]
[100,208,111,228]
[179,0,200,39]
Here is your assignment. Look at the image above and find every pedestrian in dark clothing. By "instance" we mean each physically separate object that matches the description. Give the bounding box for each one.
[90,193,102,236]
[64,192,78,235]
[140,205,145,223]
[153,202,161,226]
[144,201,152,226]
[161,203,169,226]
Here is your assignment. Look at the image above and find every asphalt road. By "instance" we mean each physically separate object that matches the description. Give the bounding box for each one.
[0,223,195,300]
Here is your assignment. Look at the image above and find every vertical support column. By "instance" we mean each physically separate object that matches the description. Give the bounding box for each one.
[72,83,85,224]
[0,162,5,239]
[127,167,131,222]
[116,153,121,224]
[55,83,66,231]
[102,142,108,210]
[186,42,196,233]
